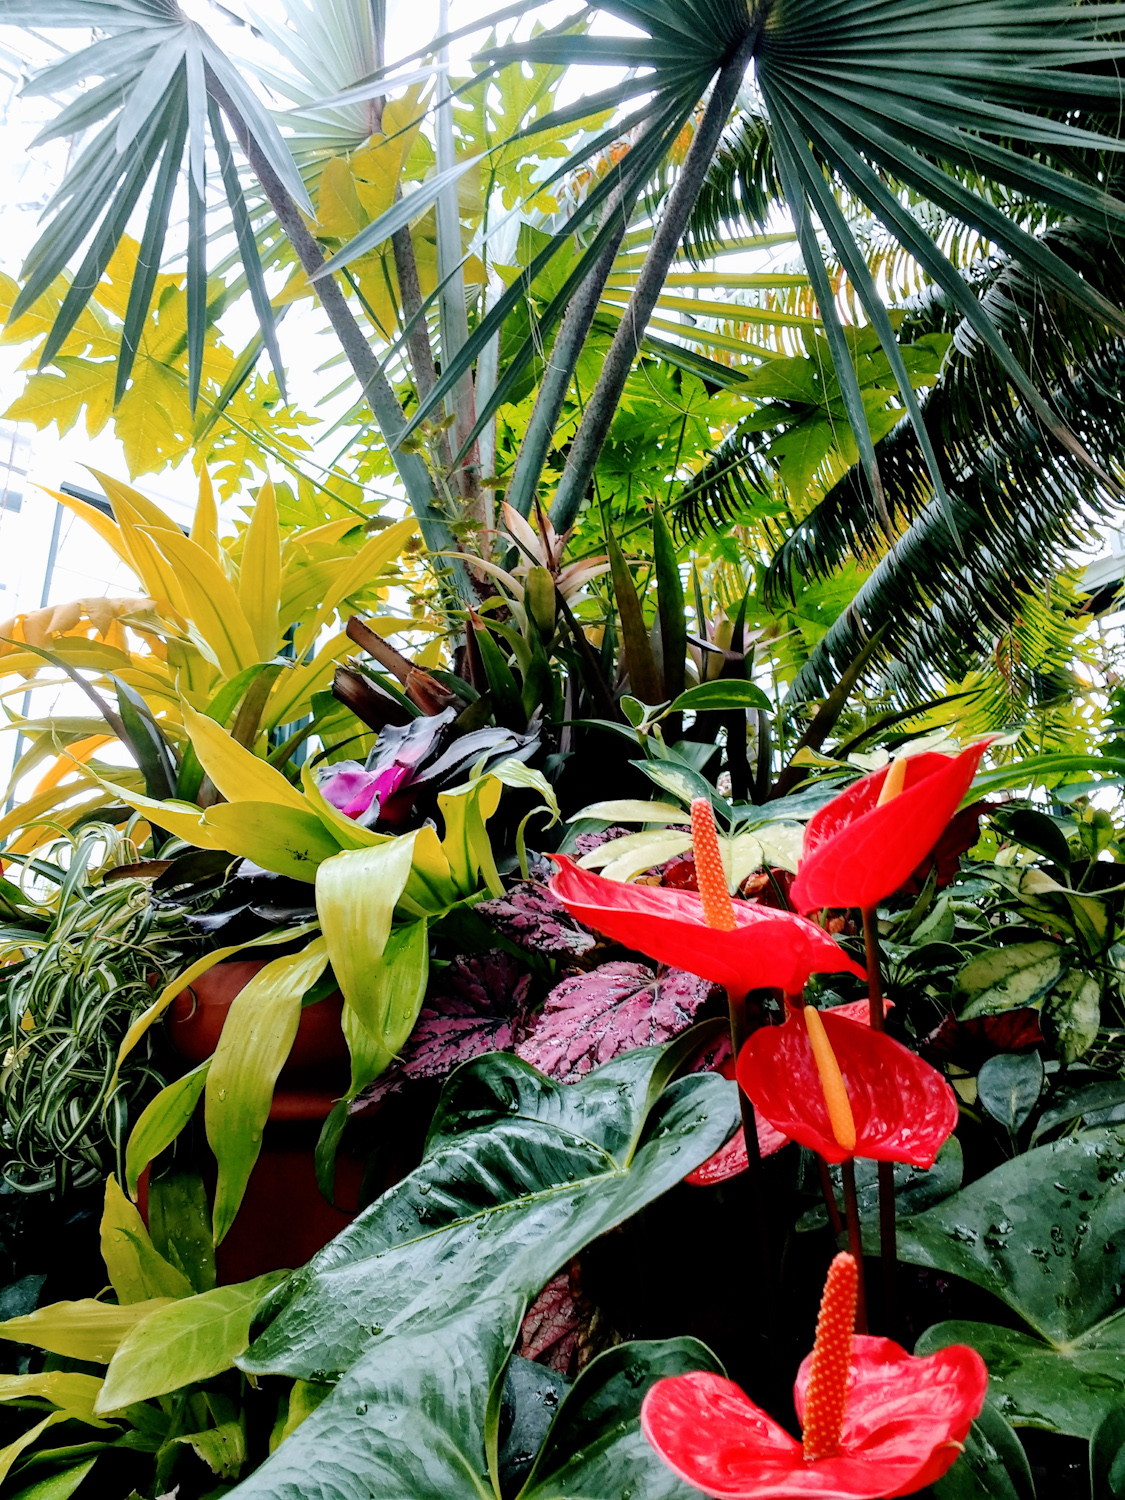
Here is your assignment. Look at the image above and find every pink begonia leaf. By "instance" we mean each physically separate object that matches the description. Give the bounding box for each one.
[476,880,597,958]
[516,961,720,1083]
[350,951,532,1114]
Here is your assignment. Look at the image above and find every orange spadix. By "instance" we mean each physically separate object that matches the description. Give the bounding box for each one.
[691,797,736,931]
[801,1251,858,1461]
[804,1006,856,1151]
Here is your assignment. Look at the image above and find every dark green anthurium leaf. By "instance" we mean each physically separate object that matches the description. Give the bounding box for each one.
[1031,1079,1125,1147]
[240,1043,738,1382]
[991,809,1072,870]
[517,1337,723,1500]
[897,1130,1125,1437]
[931,1398,1036,1500]
[893,1129,1125,1345]
[1091,1403,1125,1500]
[668,680,772,715]
[917,1316,1125,1440]
[977,1052,1043,1135]
[807,1136,963,1235]
[232,1292,524,1499]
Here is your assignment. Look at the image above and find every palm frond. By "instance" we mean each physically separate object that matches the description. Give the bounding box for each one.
[0,0,309,408]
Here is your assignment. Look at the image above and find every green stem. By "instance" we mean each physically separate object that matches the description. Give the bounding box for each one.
[862,904,897,1332]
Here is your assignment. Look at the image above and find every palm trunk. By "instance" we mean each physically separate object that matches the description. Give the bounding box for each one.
[549,32,758,533]
[207,70,477,606]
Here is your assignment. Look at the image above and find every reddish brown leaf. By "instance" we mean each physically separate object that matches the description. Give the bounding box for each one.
[516,961,720,1083]
[919,1007,1044,1071]
[518,1271,581,1375]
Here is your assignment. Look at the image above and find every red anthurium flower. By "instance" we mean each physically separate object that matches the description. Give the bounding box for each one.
[737,1005,957,1167]
[686,1001,892,1186]
[790,741,991,915]
[642,1252,987,1500]
[547,857,865,998]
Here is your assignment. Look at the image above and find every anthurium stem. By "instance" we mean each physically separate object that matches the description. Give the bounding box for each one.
[817,1156,844,1239]
[728,989,772,1290]
[862,904,897,1332]
[839,1159,868,1334]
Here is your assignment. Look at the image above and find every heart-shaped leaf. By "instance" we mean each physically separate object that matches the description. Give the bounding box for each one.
[241,1046,737,1383]
[917,1315,1125,1439]
[804,1137,963,1234]
[893,1128,1125,1344]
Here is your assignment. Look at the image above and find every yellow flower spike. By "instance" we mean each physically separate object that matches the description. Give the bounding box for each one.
[876,755,908,807]
[804,1006,857,1151]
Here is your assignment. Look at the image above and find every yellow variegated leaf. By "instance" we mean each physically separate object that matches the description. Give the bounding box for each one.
[182,703,308,813]
[41,484,134,572]
[106,494,187,610]
[0,1371,108,1425]
[0,1299,174,1363]
[239,478,281,660]
[91,469,182,535]
[262,632,352,730]
[190,465,221,563]
[292,517,418,657]
[148,529,258,677]
[100,1176,192,1304]
[315,838,416,1015]
[206,939,329,1243]
[438,778,503,896]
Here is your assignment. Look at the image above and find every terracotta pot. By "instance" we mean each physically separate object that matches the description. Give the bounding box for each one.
[153,957,360,1283]
[166,958,351,1083]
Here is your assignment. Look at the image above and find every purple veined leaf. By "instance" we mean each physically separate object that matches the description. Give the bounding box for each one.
[572,826,631,857]
[476,880,597,958]
[515,961,721,1083]
[518,1269,581,1375]
[350,951,533,1115]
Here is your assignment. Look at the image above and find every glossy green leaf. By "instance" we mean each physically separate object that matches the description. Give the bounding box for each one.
[124,1060,210,1197]
[956,943,1065,1020]
[147,1171,216,1296]
[668,680,772,715]
[1043,971,1102,1065]
[95,1272,288,1414]
[893,1129,1125,1345]
[931,1399,1035,1500]
[1091,1403,1125,1500]
[205,938,329,1245]
[9,1456,99,1500]
[807,1136,963,1235]
[241,1044,738,1382]
[977,1053,1043,1135]
[315,835,415,1014]
[918,1316,1125,1439]
[99,1175,191,1304]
